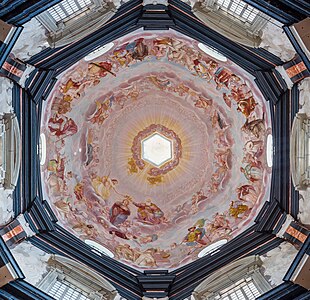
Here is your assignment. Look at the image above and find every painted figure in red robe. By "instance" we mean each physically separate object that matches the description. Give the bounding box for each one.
[48,114,78,137]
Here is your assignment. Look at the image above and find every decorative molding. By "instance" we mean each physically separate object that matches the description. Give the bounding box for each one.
[298,77,310,114]
[16,215,36,238]
[298,190,310,225]
[0,263,19,287]
[276,215,295,239]
[275,66,294,89]
[260,22,296,63]
[36,1,117,48]
[191,1,267,47]
[37,255,118,300]
[290,113,310,190]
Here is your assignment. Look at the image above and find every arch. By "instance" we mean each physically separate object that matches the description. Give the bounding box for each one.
[192,256,271,299]
[38,255,118,300]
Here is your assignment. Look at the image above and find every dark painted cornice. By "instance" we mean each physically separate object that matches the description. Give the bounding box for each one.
[0,0,63,25]
[257,281,309,300]
[242,0,310,25]
[0,280,55,300]
[0,25,22,69]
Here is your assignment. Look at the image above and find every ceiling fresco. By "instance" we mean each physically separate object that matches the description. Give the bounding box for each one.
[41,29,272,270]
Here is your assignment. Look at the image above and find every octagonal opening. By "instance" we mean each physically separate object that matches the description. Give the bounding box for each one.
[141,132,173,167]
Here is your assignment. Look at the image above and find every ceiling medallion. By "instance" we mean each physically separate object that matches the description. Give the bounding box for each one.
[130,124,182,184]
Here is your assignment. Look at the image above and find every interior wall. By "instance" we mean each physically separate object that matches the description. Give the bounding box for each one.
[260,241,298,286]
[10,241,51,286]
[260,21,296,62]
[11,18,49,61]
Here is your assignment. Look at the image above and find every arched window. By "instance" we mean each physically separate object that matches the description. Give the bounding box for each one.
[192,256,271,300]
[37,255,117,300]
[290,113,310,190]
[0,113,20,190]
[191,0,269,47]
[36,0,117,47]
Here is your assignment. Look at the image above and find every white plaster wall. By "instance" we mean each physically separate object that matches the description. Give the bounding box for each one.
[11,18,49,61]
[10,241,51,286]
[261,242,298,286]
[0,77,15,226]
[298,77,310,114]
[298,190,310,225]
[0,77,14,114]
[260,21,296,62]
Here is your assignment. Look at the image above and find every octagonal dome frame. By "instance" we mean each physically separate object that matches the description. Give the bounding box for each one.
[8,0,305,299]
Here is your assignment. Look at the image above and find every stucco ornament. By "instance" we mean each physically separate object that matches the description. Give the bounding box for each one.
[260,22,296,62]
[298,77,310,113]
[11,241,51,286]
[298,190,310,225]
[0,77,14,113]
[11,18,49,61]
[261,242,298,286]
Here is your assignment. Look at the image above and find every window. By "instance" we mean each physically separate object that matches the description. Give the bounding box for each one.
[216,0,259,24]
[198,239,228,258]
[36,0,116,47]
[0,113,21,190]
[48,280,90,300]
[192,256,272,300]
[197,43,227,62]
[39,133,46,166]
[215,277,261,300]
[192,0,269,47]
[46,0,92,23]
[37,256,117,300]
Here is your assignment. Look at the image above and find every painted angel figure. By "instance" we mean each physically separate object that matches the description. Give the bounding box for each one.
[91,175,118,201]
[48,113,78,138]
[240,163,262,182]
[133,199,164,224]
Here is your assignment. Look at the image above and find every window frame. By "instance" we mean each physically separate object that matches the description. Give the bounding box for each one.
[37,255,117,300]
[192,256,272,300]
[192,0,270,47]
[36,0,116,47]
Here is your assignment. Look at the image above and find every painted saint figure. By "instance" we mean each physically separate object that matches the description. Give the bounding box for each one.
[133,199,164,224]
[48,113,78,138]
[240,164,262,182]
[109,196,132,226]
[182,219,208,250]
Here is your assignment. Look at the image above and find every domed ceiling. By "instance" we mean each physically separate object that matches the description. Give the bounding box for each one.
[41,29,272,270]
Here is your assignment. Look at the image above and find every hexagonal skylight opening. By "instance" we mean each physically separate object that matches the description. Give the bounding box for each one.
[141,132,173,167]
